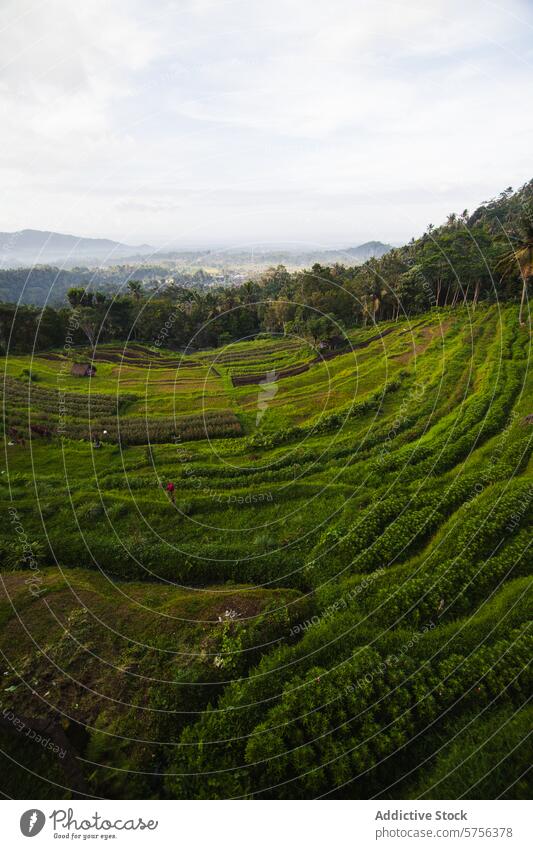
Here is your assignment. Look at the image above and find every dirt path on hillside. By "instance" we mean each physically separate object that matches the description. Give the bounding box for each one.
[391,320,452,364]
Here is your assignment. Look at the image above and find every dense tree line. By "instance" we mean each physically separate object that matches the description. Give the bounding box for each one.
[0,264,211,307]
[0,180,530,354]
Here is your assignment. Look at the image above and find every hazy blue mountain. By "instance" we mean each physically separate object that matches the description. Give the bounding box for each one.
[343,241,392,260]
[0,229,391,268]
[0,229,152,265]
[150,241,393,266]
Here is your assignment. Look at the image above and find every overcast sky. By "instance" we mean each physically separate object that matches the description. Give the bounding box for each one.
[1,0,532,249]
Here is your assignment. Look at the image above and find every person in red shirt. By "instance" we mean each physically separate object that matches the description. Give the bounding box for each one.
[166,481,175,503]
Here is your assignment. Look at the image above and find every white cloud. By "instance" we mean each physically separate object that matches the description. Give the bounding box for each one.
[0,0,531,245]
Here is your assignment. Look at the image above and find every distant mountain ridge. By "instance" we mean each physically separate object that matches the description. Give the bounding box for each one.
[0,229,152,264]
[0,228,391,268]
[344,240,392,260]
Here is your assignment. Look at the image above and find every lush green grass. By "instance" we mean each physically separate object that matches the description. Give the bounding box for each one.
[0,304,531,798]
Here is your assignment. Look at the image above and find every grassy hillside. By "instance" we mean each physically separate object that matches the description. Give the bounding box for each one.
[0,303,531,799]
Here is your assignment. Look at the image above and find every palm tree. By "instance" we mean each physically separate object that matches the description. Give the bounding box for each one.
[501,203,533,326]
[127,280,143,301]
[239,280,256,304]
[446,212,458,228]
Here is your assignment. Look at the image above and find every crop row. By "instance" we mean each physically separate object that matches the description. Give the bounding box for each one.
[246,379,403,449]
[3,407,243,444]
[1,377,136,413]
[167,621,531,798]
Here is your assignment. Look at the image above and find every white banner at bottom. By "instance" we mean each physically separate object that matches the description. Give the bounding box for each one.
[2,799,530,848]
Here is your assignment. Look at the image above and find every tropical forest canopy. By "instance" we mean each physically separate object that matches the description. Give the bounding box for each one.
[0,179,531,354]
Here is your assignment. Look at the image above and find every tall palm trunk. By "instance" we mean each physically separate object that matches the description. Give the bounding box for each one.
[472,280,480,311]
[518,276,528,326]
[515,243,532,326]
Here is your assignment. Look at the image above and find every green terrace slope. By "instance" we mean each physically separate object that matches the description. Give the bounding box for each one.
[0,303,531,799]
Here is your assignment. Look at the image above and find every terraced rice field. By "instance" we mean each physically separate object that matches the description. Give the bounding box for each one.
[0,303,531,799]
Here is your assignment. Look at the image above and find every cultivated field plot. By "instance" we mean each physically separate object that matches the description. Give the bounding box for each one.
[0,304,531,799]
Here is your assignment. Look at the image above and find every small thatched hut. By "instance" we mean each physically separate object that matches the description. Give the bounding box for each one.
[71,363,96,377]
[318,335,345,351]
